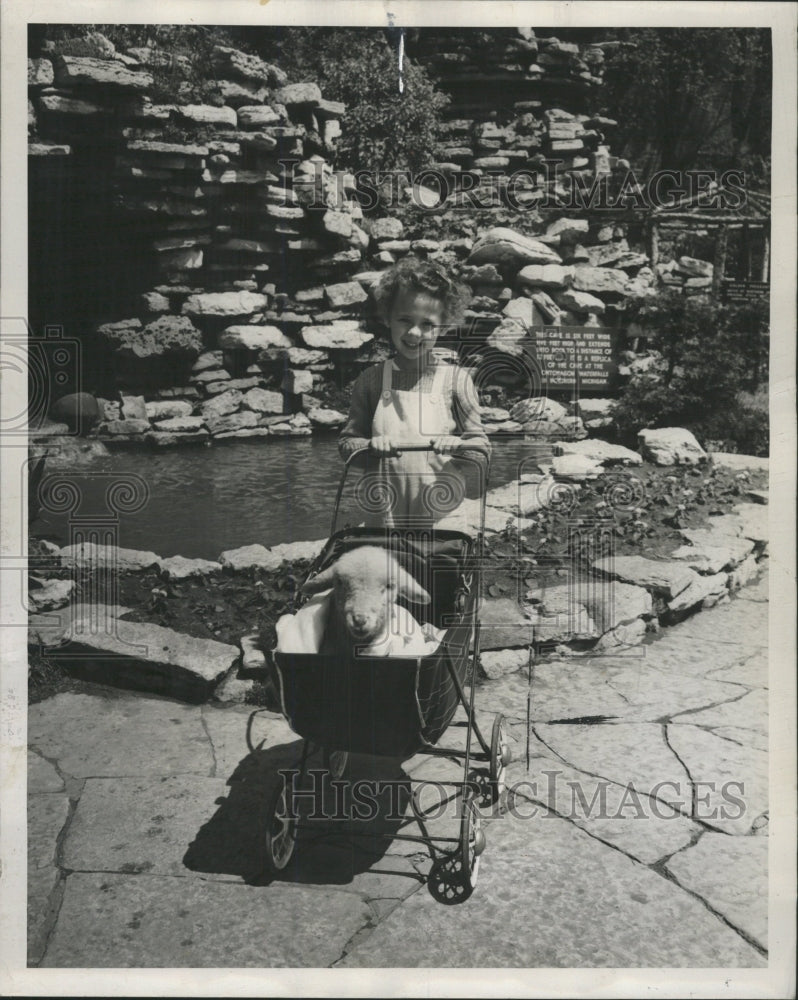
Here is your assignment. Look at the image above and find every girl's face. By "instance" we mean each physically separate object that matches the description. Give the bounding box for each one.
[388,289,445,369]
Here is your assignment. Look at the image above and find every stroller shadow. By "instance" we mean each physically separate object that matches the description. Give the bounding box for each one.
[183,714,423,891]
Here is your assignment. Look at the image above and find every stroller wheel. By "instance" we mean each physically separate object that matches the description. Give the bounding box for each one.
[459,797,483,893]
[490,713,511,802]
[264,773,297,874]
[323,748,349,780]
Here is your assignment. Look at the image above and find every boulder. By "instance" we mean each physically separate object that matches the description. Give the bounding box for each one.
[552,439,642,466]
[200,389,244,419]
[140,291,171,314]
[100,418,150,437]
[467,227,562,271]
[572,266,630,297]
[50,393,100,432]
[205,377,262,395]
[191,369,230,386]
[486,318,529,356]
[28,578,75,613]
[667,572,729,614]
[269,413,313,436]
[145,400,194,421]
[307,408,346,428]
[517,264,574,289]
[120,394,148,421]
[218,325,291,351]
[218,543,277,572]
[275,82,321,105]
[556,288,606,315]
[551,454,602,480]
[182,291,268,318]
[241,387,284,415]
[592,555,697,600]
[206,410,258,436]
[236,105,281,128]
[638,428,707,466]
[59,542,159,572]
[282,370,314,395]
[152,416,206,433]
[157,556,222,580]
[529,290,562,322]
[28,57,54,87]
[48,616,236,701]
[363,217,404,241]
[325,282,368,309]
[510,398,588,440]
[546,217,589,241]
[524,584,597,642]
[97,315,203,386]
[211,45,285,86]
[177,104,237,127]
[300,322,373,351]
[53,54,153,91]
[670,536,755,575]
[727,554,761,592]
[676,256,713,278]
[582,581,652,633]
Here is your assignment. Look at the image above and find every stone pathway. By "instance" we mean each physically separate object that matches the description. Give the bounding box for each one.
[27,569,768,968]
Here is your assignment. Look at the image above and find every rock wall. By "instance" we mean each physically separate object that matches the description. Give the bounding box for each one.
[28,28,700,448]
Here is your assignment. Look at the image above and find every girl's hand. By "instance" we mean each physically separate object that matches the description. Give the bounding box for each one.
[431,435,462,455]
[370,435,399,456]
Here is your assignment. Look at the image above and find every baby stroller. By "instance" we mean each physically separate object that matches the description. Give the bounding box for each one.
[265,443,512,899]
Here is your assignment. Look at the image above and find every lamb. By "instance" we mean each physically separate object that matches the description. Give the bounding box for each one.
[278,545,439,659]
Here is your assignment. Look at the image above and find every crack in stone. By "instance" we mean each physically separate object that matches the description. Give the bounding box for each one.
[663,724,697,820]
[36,873,66,968]
[653,861,768,959]
[329,898,387,967]
[665,685,752,724]
[531,724,694,823]
[36,796,81,966]
[199,707,218,778]
[508,782,648,866]
[653,824,706,869]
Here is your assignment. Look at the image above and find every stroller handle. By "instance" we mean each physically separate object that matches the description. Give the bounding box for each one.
[331,440,490,539]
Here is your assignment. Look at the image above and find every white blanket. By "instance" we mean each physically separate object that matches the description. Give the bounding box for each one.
[275,590,445,657]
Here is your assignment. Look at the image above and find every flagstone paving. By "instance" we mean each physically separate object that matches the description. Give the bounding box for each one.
[27,565,769,968]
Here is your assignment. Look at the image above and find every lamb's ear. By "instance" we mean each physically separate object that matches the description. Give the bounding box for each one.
[394,564,431,605]
[301,564,336,594]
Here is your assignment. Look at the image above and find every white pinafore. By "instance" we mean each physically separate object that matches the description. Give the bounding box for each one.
[370,359,466,527]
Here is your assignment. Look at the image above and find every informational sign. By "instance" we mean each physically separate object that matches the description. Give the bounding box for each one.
[532,325,617,390]
[722,279,769,303]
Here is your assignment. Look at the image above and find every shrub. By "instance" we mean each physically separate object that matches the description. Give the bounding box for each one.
[257,28,448,175]
[614,288,769,454]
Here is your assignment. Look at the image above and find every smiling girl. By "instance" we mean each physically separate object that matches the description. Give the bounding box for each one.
[339,257,489,527]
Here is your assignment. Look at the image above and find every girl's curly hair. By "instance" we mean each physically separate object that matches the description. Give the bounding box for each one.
[372,257,471,329]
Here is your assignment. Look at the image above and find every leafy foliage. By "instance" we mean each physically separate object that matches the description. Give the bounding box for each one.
[613,289,769,454]
[253,27,449,174]
[600,28,772,180]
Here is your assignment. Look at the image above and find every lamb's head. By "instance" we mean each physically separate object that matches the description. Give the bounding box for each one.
[301,546,430,645]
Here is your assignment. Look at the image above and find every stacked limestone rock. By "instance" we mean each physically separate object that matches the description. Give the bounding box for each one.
[656,255,714,292]
[28,29,707,449]
[406,30,634,209]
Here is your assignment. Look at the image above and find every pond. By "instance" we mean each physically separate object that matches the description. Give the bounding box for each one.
[35,436,553,561]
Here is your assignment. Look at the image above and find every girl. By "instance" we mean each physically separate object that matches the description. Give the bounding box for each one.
[339,257,489,528]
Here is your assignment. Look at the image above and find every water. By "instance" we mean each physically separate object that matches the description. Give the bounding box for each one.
[36,436,548,561]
